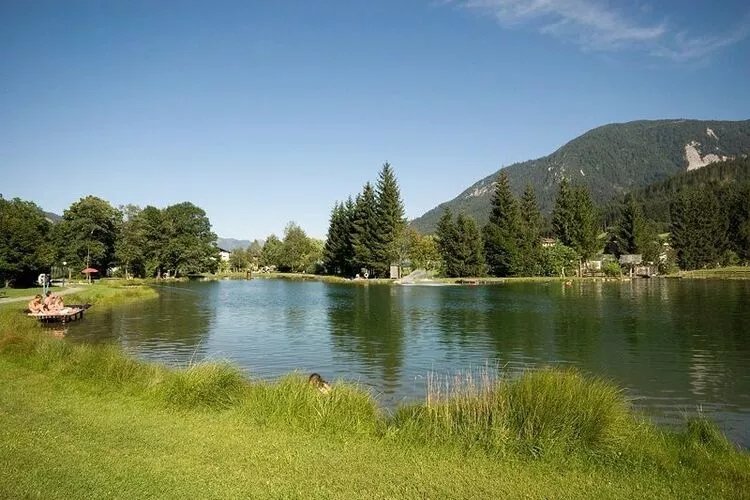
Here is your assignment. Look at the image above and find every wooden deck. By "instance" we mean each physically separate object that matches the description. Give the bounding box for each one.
[28,304,90,324]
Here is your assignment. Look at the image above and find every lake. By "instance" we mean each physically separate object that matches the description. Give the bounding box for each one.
[65,278,750,447]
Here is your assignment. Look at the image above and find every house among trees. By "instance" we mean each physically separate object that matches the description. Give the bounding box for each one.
[218,248,231,262]
[541,238,556,248]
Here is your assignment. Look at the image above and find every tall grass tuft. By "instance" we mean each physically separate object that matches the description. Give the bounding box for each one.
[392,367,634,458]
[501,369,632,457]
[161,363,247,410]
[684,414,732,452]
[239,374,380,435]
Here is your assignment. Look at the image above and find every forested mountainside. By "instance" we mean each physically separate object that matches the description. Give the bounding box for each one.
[411,119,750,233]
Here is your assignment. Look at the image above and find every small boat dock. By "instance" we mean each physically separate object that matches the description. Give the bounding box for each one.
[28,304,91,324]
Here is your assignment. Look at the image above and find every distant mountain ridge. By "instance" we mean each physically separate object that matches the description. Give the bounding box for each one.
[410,119,750,234]
[216,238,253,251]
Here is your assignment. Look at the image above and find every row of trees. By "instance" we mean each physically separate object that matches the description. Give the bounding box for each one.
[323,163,408,277]
[435,174,597,277]
[0,195,220,285]
[258,223,324,273]
[670,183,750,269]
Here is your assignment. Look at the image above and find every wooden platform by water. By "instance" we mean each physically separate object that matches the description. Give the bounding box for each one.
[28,304,91,324]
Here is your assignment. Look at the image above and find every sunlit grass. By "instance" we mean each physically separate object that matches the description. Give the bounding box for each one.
[1,283,749,498]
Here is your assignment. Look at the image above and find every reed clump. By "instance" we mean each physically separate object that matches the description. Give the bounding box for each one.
[161,362,247,410]
[392,367,634,458]
[239,374,380,435]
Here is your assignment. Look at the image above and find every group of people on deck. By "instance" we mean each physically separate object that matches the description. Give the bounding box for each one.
[28,292,66,314]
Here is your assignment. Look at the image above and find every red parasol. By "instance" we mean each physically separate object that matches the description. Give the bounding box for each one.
[81,267,99,274]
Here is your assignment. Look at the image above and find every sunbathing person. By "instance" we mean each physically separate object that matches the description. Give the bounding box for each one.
[28,295,45,314]
[43,291,61,312]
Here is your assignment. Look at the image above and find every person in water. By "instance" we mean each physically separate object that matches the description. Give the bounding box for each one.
[28,295,44,314]
[308,373,331,394]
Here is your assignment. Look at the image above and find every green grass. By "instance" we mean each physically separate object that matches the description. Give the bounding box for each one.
[1,285,749,498]
[255,272,393,285]
[674,266,750,279]
[1,325,749,498]
[0,285,46,298]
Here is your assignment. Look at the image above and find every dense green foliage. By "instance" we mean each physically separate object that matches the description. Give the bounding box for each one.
[0,197,54,286]
[323,164,408,278]
[483,172,522,276]
[0,195,221,284]
[602,157,750,269]
[411,119,750,234]
[517,184,543,276]
[53,195,122,275]
[435,209,486,277]
[372,163,408,276]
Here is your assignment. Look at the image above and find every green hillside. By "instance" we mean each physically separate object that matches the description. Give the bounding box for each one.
[411,119,750,234]
[602,156,750,230]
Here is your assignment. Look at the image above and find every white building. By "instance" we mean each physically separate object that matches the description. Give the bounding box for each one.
[218,248,232,262]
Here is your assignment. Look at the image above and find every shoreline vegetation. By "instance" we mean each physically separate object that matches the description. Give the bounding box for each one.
[0,284,749,497]
[166,267,750,285]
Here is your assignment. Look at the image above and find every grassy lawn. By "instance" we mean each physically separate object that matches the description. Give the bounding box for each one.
[0,286,46,299]
[675,266,750,279]
[2,358,748,499]
[1,282,749,498]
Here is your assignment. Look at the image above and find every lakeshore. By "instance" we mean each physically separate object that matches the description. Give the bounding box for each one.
[1,283,749,498]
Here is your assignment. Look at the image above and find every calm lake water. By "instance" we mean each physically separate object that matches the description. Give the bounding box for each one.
[65,278,750,447]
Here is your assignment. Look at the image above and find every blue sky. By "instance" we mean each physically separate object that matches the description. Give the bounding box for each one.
[2,0,749,240]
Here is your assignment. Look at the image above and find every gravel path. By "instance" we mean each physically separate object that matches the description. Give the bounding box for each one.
[0,287,85,304]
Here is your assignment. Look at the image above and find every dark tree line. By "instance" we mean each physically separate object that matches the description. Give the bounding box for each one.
[602,158,750,270]
[434,173,596,278]
[323,163,407,278]
[0,194,219,286]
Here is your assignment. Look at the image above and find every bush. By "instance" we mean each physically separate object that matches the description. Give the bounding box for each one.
[603,260,622,277]
[392,368,634,458]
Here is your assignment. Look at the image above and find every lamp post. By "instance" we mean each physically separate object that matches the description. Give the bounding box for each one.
[86,228,95,284]
[62,261,67,287]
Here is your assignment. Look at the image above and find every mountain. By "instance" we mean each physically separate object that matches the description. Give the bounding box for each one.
[217,238,254,251]
[43,211,62,223]
[601,156,750,230]
[410,119,750,234]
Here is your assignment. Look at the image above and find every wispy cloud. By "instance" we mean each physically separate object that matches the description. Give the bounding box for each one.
[442,0,750,61]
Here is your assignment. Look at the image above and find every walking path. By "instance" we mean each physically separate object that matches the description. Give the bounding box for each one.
[0,287,85,305]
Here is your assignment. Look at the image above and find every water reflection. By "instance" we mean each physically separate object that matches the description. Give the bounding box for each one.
[327,285,404,394]
[62,278,750,448]
[66,283,215,365]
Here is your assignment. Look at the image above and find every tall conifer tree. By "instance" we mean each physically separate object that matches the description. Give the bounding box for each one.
[518,183,542,276]
[436,208,458,277]
[571,186,599,262]
[373,162,407,277]
[483,172,521,276]
[323,202,348,275]
[457,212,486,277]
[552,178,575,247]
[351,183,378,275]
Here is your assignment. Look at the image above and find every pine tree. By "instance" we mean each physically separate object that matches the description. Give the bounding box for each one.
[456,212,486,277]
[342,196,357,276]
[435,208,458,277]
[323,202,348,275]
[614,194,641,256]
[483,172,522,276]
[571,186,599,262]
[670,188,727,269]
[373,162,407,278]
[518,183,542,276]
[351,183,378,276]
[552,178,576,247]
